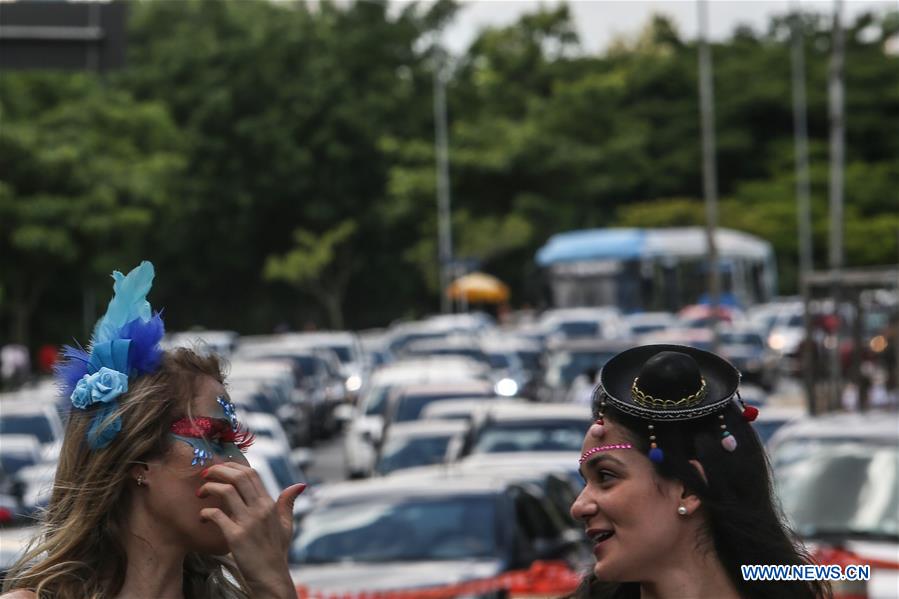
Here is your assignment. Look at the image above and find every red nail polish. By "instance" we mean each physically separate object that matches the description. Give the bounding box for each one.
[195,488,204,498]
[200,468,209,477]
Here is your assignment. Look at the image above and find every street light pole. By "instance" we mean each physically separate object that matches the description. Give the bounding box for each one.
[697,0,721,350]
[433,47,454,314]
[790,3,816,413]
[827,0,845,410]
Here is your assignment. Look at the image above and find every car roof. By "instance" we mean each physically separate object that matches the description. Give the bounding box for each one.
[383,420,469,438]
[768,410,899,448]
[394,381,496,397]
[384,460,574,486]
[0,434,42,451]
[422,398,528,418]
[312,474,514,505]
[539,307,621,322]
[477,402,591,422]
[545,339,635,352]
[405,337,483,351]
[371,357,488,379]
[0,401,58,416]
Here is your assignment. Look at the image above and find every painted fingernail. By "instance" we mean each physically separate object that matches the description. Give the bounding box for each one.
[200,468,210,477]
[195,488,205,498]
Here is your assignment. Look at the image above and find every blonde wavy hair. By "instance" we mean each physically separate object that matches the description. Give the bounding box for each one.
[2,348,250,599]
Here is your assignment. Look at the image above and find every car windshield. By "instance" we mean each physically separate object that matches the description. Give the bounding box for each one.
[0,414,54,444]
[363,385,391,416]
[325,345,353,364]
[555,321,599,338]
[291,496,498,563]
[486,353,510,369]
[1,453,36,476]
[545,351,617,388]
[516,350,542,373]
[720,332,764,348]
[394,393,489,422]
[772,438,899,539]
[473,420,585,453]
[376,435,454,475]
[267,455,300,490]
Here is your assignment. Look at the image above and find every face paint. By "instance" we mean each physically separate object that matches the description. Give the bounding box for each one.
[169,396,255,468]
[217,395,239,431]
[578,443,634,465]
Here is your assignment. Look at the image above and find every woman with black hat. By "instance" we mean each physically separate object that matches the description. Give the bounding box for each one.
[570,345,831,599]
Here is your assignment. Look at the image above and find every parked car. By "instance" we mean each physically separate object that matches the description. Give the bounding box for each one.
[270,331,368,400]
[289,475,582,594]
[751,404,807,446]
[385,381,497,425]
[539,339,634,403]
[245,438,307,501]
[481,336,545,400]
[0,435,42,479]
[621,311,679,337]
[374,420,468,476]
[0,401,64,461]
[161,329,238,358]
[538,307,627,342]
[343,357,491,479]
[421,398,529,423]
[454,403,591,459]
[768,411,899,599]
[718,326,780,391]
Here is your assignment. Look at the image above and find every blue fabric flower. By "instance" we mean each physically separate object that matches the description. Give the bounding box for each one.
[71,367,129,410]
[87,403,123,450]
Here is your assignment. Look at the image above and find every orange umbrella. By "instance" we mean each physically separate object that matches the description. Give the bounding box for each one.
[446,272,510,304]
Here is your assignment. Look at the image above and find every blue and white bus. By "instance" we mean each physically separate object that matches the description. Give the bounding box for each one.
[535,227,777,312]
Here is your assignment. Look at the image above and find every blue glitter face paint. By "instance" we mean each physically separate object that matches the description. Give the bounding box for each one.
[169,395,254,468]
[217,395,239,431]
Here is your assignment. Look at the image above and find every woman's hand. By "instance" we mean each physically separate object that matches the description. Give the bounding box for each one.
[198,462,306,599]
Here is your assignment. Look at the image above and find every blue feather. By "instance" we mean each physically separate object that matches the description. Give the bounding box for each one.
[92,261,155,345]
[123,312,165,376]
[54,344,91,399]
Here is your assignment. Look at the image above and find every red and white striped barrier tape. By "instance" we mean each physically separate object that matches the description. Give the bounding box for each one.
[295,560,582,599]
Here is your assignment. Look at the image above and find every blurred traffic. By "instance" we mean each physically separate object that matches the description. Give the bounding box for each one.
[3,294,897,595]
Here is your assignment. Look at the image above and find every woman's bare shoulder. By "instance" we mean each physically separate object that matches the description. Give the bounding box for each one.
[1,590,37,599]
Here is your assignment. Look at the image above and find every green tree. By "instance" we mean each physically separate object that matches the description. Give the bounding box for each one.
[0,73,184,344]
[264,221,358,329]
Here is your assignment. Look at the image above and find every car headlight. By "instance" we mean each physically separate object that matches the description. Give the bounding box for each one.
[345,374,362,393]
[768,334,785,351]
[494,378,518,397]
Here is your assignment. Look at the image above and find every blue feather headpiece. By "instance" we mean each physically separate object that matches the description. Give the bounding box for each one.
[55,261,165,449]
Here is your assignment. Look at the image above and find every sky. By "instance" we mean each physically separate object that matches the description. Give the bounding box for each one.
[432,0,899,54]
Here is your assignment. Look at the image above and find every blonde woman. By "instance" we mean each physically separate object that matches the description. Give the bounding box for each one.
[2,262,305,599]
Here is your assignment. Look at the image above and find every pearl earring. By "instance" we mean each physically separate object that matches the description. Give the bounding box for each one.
[137,474,145,487]
[677,505,687,516]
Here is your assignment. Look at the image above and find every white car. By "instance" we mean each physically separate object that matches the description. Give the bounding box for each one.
[768,411,899,599]
[343,357,491,478]
[0,401,65,461]
[374,420,469,476]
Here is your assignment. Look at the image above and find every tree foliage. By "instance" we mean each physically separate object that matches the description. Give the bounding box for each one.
[1,0,896,345]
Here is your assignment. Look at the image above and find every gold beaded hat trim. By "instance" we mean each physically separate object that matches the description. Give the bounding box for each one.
[631,377,707,409]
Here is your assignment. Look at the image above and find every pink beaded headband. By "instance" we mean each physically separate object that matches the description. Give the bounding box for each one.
[578,443,633,465]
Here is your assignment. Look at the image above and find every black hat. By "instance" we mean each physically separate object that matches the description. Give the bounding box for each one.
[593,344,746,462]
[597,344,740,421]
